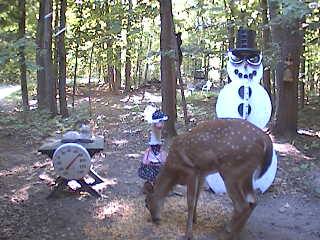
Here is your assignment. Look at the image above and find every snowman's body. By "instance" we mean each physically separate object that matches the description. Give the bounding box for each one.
[206,32,278,193]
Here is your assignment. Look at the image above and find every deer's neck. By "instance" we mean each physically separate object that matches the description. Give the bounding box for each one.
[153,168,175,199]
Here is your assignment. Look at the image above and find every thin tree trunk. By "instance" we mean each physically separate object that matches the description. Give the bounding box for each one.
[53,0,59,109]
[224,0,235,50]
[72,43,79,108]
[144,37,152,83]
[36,0,46,109]
[58,0,68,117]
[124,0,133,92]
[261,0,272,97]
[88,43,95,117]
[220,43,226,86]
[159,0,177,138]
[115,45,121,91]
[72,5,82,108]
[43,0,57,115]
[135,39,142,87]
[18,0,29,112]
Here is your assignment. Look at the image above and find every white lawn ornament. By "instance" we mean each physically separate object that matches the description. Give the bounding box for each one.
[207,27,278,194]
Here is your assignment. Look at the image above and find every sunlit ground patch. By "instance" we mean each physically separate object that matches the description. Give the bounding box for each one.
[85,193,227,240]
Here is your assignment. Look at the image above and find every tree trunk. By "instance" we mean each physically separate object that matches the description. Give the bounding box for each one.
[144,36,152,83]
[88,43,95,117]
[72,5,82,108]
[115,45,122,91]
[124,0,133,92]
[72,42,79,108]
[269,0,304,136]
[36,0,46,109]
[43,0,57,115]
[159,0,177,138]
[261,0,272,97]
[224,0,235,50]
[18,0,29,112]
[220,43,226,86]
[135,38,142,87]
[58,0,68,117]
[53,0,59,109]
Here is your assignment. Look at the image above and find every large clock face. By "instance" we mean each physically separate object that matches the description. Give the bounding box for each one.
[52,143,91,180]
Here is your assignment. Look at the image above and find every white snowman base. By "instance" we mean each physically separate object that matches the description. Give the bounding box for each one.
[206,149,277,194]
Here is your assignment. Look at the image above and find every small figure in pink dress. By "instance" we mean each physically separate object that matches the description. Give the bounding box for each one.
[138,109,168,193]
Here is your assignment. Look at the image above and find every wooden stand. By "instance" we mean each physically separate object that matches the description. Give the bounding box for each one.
[39,137,105,198]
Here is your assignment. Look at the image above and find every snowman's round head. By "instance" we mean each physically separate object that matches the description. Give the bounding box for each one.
[227,51,263,83]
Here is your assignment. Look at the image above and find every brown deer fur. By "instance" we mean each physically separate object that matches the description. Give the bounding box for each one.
[145,118,273,240]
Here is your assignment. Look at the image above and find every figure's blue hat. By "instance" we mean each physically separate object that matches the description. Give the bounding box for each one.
[151,110,168,123]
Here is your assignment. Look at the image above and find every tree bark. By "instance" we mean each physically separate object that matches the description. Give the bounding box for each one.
[268,0,304,136]
[115,45,122,91]
[58,0,68,117]
[36,0,46,109]
[261,0,272,97]
[124,0,133,92]
[144,36,152,83]
[159,0,177,138]
[18,0,29,112]
[72,5,82,108]
[43,0,57,115]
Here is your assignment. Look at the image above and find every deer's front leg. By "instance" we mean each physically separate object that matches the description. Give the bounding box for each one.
[185,174,200,240]
[192,176,203,224]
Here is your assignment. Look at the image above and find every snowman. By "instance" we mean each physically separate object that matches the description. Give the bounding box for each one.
[206,27,278,193]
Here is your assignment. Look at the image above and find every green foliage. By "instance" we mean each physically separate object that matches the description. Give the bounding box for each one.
[0,0,318,98]
[0,105,91,142]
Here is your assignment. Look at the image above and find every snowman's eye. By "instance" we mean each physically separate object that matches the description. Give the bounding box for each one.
[247,54,262,66]
[228,52,243,64]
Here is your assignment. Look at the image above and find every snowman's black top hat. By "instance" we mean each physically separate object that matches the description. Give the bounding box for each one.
[231,27,260,57]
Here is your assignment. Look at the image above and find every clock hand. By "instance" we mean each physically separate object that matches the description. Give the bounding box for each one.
[65,153,81,170]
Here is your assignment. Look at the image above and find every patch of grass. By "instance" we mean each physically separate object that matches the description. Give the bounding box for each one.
[5,82,37,102]
[0,105,91,142]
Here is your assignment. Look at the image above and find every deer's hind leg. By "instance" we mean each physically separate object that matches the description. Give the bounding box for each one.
[222,175,256,240]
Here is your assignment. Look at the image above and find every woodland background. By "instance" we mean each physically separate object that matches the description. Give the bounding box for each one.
[0,1,320,240]
[0,0,319,137]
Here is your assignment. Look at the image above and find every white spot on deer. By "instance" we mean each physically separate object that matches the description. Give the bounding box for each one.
[242,136,247,141]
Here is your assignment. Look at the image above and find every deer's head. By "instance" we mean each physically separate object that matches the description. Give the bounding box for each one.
[145,192,161,224]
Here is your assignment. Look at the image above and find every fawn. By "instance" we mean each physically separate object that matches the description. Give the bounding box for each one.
[145,118,273,240]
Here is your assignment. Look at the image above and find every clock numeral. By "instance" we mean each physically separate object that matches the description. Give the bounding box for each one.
[61,151,65,155]
[78,170,84,174]
[58,167,64,171]
[67,148,71,152]
[73,150,79,154]
[79,164,87,169]
[79,158,86,163]
[56,161,62,165]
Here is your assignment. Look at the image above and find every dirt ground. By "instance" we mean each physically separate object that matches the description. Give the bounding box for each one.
[0,86,319,240]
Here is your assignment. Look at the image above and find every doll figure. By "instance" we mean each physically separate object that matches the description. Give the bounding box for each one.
[138,109,168,193]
